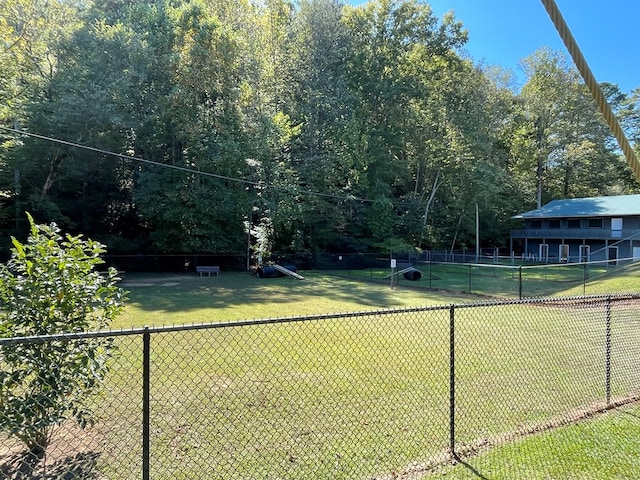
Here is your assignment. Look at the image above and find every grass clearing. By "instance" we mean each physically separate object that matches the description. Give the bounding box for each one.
[335,260,640,298]
[4,267,639,478]
[114,271,474,328]
[91,269,640,478]
[430,403,640,479]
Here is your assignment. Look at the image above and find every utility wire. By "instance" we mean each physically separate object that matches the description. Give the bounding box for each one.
[0,124,384,204]
[540,0,640,183]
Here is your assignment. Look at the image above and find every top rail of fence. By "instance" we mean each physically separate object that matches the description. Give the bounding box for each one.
[416,256,638,270]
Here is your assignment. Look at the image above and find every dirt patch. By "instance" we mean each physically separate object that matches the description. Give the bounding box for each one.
[531,296,640,310]
[1,422,104,480]
[120,274,192,288]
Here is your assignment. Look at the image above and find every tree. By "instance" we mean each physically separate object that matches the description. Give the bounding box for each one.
[0,0,83,234]
[129,0,253,253]
[0,213,125,455]
[612,84,640,193]
[0,0,81,125]
[513,48,623,207]
[270,0,356,253]
[342,0,470,249]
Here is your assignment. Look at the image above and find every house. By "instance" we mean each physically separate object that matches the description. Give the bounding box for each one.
[510,194,640,263]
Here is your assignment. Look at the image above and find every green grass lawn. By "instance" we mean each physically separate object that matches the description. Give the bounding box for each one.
[430,402,640,479]
[84,267,640,479]
[5,266,634,478]
[114,270,474,328]
[334,260,640,298]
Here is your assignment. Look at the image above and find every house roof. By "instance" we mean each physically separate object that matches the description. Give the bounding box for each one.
[513,194,640,219]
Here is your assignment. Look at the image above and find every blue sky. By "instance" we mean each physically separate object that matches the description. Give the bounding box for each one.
[349,1,640,93]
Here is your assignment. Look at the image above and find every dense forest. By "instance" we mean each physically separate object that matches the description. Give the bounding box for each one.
[1,0,639,262]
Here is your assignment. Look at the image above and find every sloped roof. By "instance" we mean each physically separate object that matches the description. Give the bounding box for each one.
[513,194,640,219]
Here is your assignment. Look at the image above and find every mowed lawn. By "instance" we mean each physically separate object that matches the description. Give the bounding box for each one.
[333,260,640,298]
[96,268,640,479]
[114,270,473,328]
[433,401,640,479]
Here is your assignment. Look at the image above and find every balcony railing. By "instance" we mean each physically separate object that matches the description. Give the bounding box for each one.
[510,228,640,240]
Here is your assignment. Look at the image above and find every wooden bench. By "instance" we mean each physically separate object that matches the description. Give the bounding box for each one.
[196,266,220,277]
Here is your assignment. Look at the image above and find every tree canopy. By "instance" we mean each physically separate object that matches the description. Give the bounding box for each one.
[1,0,638,260]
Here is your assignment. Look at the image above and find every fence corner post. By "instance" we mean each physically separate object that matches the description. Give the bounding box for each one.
[143,326,151,480]
[605,296,612,406]
[449,304,457,459]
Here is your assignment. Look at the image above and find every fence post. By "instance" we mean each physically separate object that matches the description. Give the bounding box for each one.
[143,327,151,480]
[449,304,457,459]
[519,266,523,300]
[605,296,612,405]
[468,265,472,294]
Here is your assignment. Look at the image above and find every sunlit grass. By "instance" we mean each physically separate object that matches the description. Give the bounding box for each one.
[81,268,640,478]
[331,260,640,299]
[429,403,640,479]
[560,261,640,295]
[113,271,472,329]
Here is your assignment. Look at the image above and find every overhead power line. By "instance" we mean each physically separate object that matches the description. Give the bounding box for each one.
[0,125,256,185]
[0,125,381,205]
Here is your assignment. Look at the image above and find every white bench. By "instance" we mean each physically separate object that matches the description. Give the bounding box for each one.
[196,266,220,277]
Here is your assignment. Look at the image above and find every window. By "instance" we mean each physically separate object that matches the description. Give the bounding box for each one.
[530,220,542,229]
[588,218,603,228]
[568,219,581,228]
[611,218,622,238]
[548,220,561,229]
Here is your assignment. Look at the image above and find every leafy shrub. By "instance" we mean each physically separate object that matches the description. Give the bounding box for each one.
[0,214,125,454]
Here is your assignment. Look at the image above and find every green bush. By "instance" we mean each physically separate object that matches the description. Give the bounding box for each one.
[0,214,125,454]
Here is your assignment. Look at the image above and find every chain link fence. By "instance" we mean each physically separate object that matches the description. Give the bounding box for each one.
[101,251,640,299]
[1,295,639,479]
[317,252,640,298]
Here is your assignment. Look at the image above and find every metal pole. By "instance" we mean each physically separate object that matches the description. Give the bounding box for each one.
[449,305,457,459]
[390,255,396,290]
[475,203,479,263]
[605,296,612,405]
[519,266,523,300]
[143,327,151,480]
[246,213,251,271]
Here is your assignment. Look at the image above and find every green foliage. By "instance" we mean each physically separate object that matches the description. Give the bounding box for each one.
[513,48,624,206]
[1,0,638,258]
[0,213,125,453]
[0,0,81,123]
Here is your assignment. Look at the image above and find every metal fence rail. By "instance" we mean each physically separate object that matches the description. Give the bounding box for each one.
[1,295,639,479]
[326,256,640,299]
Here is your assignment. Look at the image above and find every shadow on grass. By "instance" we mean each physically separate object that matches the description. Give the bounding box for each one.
[619,408,640,420]
[457,459,491,479]
[121,271,456,313]
[0,450,100,479]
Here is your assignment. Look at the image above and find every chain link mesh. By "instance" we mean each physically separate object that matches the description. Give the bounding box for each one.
[1,295,639,479]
